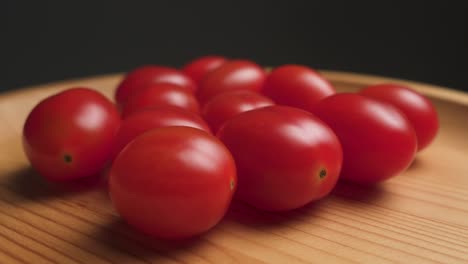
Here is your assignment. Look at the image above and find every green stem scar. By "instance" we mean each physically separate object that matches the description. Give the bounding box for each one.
[64,154,73,163]
[319,169,327,179]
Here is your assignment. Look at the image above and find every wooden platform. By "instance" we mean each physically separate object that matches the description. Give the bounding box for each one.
[0,71,467,263]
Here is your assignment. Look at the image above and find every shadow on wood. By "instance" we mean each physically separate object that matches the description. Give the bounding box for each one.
[226,197,325,231]
[406,157,423,171]
[331,180,388,204]
[92,217,207,262]
[1,166,107,202]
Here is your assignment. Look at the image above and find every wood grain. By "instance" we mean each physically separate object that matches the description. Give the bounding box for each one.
[0,71,467,263]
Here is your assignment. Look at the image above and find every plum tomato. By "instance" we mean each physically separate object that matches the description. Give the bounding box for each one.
[311,93,417,184]
[121,83,200,118]
[115,65,196,105]
[112,106,211,159]
[261,65,335,111]
[23,88,120,181]
[202,90,274,133]
[360,83,439,151]
[182,56,227,86]
[109,126,236,239]
[217,105,342,211]
[197,60,267,104]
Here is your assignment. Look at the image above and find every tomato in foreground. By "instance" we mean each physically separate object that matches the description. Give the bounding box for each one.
[121,83,200,118]
[217,105,342,211]
[182,56,227,86]
[360,83,439,151]
[112,106,211,159]
[262,65,335,112]
[115,65,196,105]
[23,88,120,181]
[197,60,267,104]
[311,93,417,184]
[109,127,237,239]
[202,90,274,133]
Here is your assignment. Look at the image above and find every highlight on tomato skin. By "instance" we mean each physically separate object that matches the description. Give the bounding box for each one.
[111,105,211,160]
[202,90,275,133]
[22,87,121,181]
[182,56,228,86]
[261,64,336,112]
[311,93,417,184]
[197,60,267,105]
[115,65,197,106]
[121,83,200,118]
[359,83,439,151]
[109,126,237,239]
[217,105,343,212]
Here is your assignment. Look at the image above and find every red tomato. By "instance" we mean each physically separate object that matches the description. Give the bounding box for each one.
[182,56,227,85]
[115,65,196,105]
[261,65,335,111]
[112,106,211,159]
[121,83,200,118]
[23,88,120,181]
[311,93,417,184]
[217,106,342,211]
[202,90,274,133]
[197,60,267,104]
[109,126,236,239]
[360,83,439,151]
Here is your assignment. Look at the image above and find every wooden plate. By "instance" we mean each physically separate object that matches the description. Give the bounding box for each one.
[0,71,467,264]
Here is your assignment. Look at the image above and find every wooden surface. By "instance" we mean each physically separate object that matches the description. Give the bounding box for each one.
[0,71,467,264]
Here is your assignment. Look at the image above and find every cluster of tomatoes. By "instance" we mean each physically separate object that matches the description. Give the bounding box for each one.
[22,56,439,239]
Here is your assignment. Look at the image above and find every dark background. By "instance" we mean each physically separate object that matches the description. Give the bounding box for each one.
[3,1,468,92]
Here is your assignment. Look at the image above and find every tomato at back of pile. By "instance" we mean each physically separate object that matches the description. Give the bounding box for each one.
[197,60,267,104]
[121,83,200,118]
[115,65,196,105]
[112,106,211,159]
[202,90,274,133]
[262,65,335,111]
[182,56,227,85]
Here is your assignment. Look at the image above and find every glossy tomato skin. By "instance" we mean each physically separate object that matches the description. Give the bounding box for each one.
[112,106,211,159]
[197,60,267,104]
[121,83,200,118]
[23,88,120,181]
[262,65,335,111]
[182,56,227,86]
[311,93,417,184]
[109,127,237,239]
[115,65,196,105]
[202,90,274,133]
[217,106,342,211]
[360,83,439,151]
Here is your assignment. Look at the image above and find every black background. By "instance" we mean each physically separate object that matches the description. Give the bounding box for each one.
[3,1,468,92]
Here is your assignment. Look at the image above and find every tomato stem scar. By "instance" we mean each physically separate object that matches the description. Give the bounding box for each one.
[230,179,235,191]
[319,169,327,179]
[64,154,73,163]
